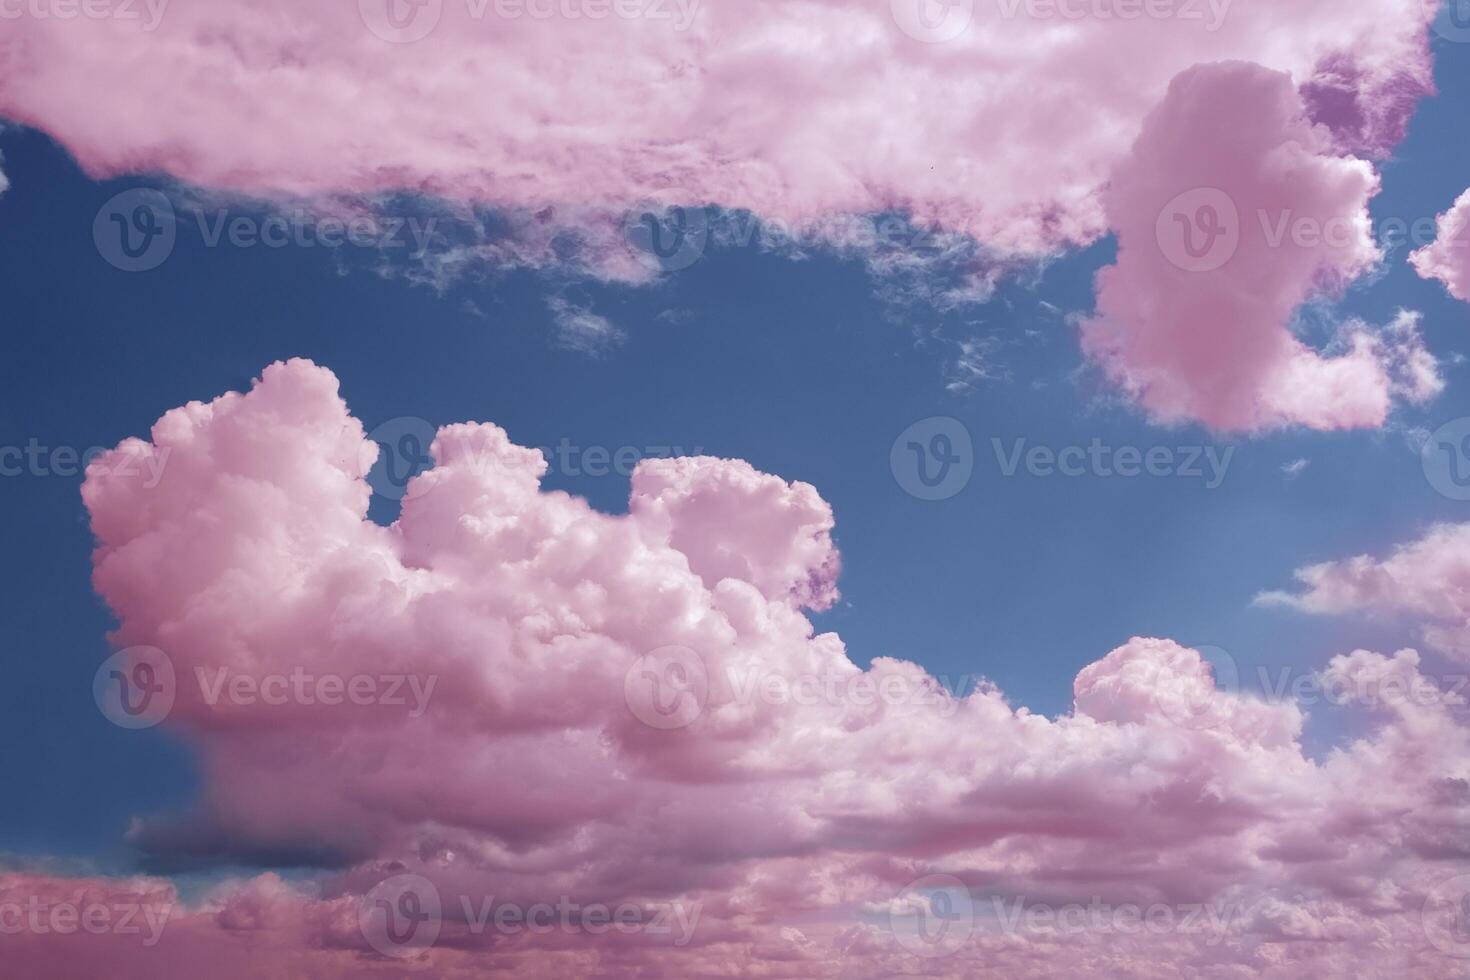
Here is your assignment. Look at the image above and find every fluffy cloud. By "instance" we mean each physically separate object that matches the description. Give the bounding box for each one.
[1412,187,1470,303]
[1081,63,1439,431]
[35,360,1468,976]
[0,1,1441,426]
[1259,522,1470,663]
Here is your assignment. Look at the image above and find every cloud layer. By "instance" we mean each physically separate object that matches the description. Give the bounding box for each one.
[0,0,1445,428]
[14,360,1460,976]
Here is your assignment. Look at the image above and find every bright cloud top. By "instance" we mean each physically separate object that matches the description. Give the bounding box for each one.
[12,360,1459,976]
[0,0,1445,430]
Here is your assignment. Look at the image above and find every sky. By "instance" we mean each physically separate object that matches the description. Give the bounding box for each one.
[2,2,1470,978]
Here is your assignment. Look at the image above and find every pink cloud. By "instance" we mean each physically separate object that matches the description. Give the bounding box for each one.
[1081,62,1439,431]
[0,2,1442,427]
[47,360,1470,976]
[1412,187,1470,303]
[1259,522,1470,663]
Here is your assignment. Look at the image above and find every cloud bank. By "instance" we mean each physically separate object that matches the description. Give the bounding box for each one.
[12,360,1460,976]
[1412,187,1470,303]
[0,0,1444,428]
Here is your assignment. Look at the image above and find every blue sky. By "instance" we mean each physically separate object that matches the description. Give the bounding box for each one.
[2,37,1469,877]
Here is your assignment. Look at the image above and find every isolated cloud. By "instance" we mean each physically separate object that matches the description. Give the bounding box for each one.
[1411,187,1470,303]
[45,360,1470,976]
[1259,522,1470,663]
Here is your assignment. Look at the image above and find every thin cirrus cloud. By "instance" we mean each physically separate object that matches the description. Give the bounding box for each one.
[0,0,1448,429]
[5,359,1461,976]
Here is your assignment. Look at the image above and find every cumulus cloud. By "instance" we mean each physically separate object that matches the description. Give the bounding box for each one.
[32,360,1466,976]
[1081,63,1439,431]
[1411,187,1470,303]
[1259,522,1470,663]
